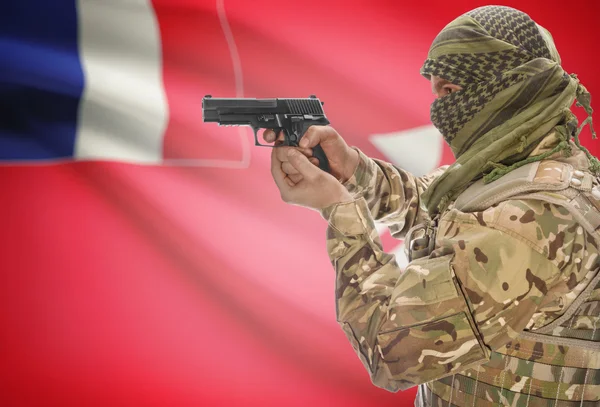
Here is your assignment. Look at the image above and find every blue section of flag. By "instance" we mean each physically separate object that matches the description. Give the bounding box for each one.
[0,1,84,160]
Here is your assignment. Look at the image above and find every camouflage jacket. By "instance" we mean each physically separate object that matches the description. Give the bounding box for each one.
[320,137,600,406]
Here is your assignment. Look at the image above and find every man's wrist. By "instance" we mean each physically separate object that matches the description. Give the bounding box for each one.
[339,148,360,184]
[319,189,353,213]
[320,197,372,236]
[341,148,375,197]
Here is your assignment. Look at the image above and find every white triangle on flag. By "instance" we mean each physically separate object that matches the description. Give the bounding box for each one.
[369,124,442,176]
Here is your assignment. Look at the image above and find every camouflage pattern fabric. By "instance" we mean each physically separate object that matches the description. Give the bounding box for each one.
[418,5,597,216]
[321,134,600,406]
[342,147,448,238]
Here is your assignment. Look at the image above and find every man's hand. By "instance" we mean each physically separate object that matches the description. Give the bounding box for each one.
[271,148,353,211]
[263,126,359,183]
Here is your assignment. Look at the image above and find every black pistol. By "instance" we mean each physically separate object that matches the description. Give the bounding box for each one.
[202,95,331,172]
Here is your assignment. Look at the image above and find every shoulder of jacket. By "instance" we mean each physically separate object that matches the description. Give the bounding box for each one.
[437,197,581,271]
[450,159,600,244]
[454,160,595,213]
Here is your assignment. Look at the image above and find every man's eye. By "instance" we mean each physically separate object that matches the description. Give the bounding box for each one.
[445,88,453,95]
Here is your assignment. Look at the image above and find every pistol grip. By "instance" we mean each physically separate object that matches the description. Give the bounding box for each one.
[311,144,330,173]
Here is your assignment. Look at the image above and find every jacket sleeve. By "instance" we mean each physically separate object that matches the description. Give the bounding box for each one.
[342,147,448,238]
[320,197,586,392]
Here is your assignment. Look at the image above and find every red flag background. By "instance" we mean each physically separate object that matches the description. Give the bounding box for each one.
[2,1,599,406]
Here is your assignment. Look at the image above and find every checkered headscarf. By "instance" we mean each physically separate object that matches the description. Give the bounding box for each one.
[420,6,597,215]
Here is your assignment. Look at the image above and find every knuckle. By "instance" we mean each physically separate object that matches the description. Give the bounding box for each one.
[326,125,339,138]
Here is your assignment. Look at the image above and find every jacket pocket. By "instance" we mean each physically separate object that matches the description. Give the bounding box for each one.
[375,254,490,388]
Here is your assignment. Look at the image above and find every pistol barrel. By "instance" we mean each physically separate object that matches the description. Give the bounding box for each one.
[202,97,278,122]
[202,96,326,123]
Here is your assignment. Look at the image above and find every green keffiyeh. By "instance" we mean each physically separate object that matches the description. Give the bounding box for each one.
[420,5,599,216]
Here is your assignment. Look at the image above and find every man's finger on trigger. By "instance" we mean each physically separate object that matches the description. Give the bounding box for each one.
[263,129,276,143]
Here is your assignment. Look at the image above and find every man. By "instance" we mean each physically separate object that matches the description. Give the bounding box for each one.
[265,5,599,407]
